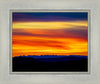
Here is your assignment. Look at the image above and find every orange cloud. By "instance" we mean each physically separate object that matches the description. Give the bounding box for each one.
[12,21,88,57]
[12,34,88,57]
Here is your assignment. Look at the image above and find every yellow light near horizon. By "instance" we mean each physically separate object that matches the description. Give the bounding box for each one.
[12,20,88,57]
[12,35,88,57]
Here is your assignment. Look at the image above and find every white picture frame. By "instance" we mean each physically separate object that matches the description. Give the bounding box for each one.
[0,0,100,84]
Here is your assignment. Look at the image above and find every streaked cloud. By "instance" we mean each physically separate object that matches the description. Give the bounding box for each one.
[12,12,88,57]
[13,21,88,29]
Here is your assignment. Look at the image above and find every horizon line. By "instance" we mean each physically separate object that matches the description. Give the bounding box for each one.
[13,55,88,58]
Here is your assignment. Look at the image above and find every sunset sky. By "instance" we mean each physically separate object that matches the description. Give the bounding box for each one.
[12,12,88,57]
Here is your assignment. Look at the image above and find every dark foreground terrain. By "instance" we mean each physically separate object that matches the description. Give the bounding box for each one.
[12,55,88,72]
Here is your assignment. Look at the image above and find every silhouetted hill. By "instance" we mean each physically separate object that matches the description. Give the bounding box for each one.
[12,55,88,72]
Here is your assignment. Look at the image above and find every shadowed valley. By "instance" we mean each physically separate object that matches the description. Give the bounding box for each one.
[12,55,88,72]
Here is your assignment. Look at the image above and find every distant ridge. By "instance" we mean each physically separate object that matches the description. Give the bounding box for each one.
[13,55,88,58]
[12,55,88,72]
[13,55,87,62]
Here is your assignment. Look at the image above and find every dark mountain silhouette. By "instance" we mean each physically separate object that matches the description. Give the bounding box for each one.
[12,55,88,72]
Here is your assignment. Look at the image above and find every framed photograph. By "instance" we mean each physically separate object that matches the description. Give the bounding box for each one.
[0,0,100,84]
[11,10,89,73]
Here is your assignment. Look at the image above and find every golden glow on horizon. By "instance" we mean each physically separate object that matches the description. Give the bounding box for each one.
[12,20,88,57]
[12,34,88,57]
